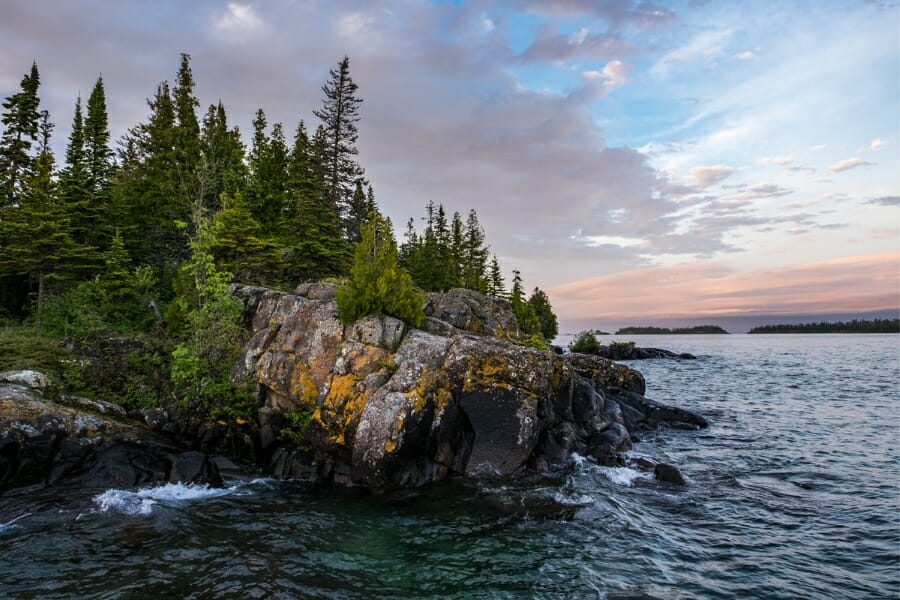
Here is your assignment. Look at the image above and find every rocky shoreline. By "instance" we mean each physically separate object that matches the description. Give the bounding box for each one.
[1,286,707,495]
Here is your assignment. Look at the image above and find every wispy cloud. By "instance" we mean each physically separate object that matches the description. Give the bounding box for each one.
[688,164,733,187]
[870,138,889,150]
[827,157,876,173]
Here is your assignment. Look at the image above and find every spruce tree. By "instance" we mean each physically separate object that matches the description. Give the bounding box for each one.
[211,192,282,285]
[0,62,41,207]
[527,287,558,341]
[487,254,505,297]
[199,101,246,212]
[0,112,90,322]
[462,209,488,292]
[58,95,94,248]
[346,179,369,244]
[84,76,114,198]
[509,270,540,335]
[336,211,424,327]
[281,121,347,282]
[313,55,364,236]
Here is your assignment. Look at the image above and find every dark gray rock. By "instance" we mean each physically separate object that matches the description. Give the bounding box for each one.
[655,462,686,485]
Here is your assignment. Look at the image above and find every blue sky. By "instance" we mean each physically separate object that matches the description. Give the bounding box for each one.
[1,0,897,328]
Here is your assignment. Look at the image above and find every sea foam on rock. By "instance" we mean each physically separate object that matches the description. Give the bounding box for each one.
[231,285,708,492]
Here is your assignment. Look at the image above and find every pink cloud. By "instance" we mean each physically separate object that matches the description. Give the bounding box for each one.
[549,250,900,320]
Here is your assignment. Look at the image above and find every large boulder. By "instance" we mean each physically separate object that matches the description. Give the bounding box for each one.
[231,286,707,492]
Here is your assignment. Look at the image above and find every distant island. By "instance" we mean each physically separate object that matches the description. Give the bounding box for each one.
[615,325,728,335]
[748,318,900,334]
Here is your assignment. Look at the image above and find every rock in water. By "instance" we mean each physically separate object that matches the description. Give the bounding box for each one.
[654,463,687,485]
[232,285,708,492]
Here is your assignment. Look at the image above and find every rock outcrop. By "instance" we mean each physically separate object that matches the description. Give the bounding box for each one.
[232,284,707,492]
[0,371,222,491]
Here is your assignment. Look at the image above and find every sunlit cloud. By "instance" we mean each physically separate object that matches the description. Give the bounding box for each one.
[688,165,733,187]
[827,157,876,173]
[869,138,889,150]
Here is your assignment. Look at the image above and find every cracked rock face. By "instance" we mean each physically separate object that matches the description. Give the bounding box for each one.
[232,285,708,492]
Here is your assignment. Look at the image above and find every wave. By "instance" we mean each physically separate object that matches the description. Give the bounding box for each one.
[92,480,270,516]
[0,512,31,532]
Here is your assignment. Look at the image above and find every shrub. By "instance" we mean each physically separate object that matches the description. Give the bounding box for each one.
[336,211,425,327]
[569,330,601,354]
[517,334,549,350]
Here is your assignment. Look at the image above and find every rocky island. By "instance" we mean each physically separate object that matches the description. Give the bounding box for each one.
[1,286,707,494]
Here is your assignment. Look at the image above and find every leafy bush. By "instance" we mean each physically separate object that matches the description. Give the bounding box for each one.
[569,330,601,354]
[517,334,549,350]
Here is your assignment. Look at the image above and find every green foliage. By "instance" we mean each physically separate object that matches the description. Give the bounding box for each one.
[517,334,549,350]
[280,407,315,445]
[569,331,601,354]
[0,62,41,206]
[0,326,85,393]
[336,211,425,327]
[527,287,558,341]
[169,214,250,416]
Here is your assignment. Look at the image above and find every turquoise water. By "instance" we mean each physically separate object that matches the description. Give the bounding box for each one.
[1,334,898,598]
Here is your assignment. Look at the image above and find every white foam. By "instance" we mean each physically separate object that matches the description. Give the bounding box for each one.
[568,452,588,467]
[594,466,647,487]
[93,482,236,516]
[0,512,31,532]
[552,491,595,506]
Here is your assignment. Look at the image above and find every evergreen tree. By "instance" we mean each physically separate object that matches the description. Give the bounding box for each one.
[210,192,282,285]
[336,210,424,327]
[84,76,115,198]
[281,120,347,281]
[199,101,246,212]
[0,112,91,322]
[487,254,505,297]
[172,53,201,217]
[346,179,369,244]
[313,56,364,235]
[527,287,558,341]
[462,209,488,292]
[509,270,540,335]
[449,211,465,287]
[247,109,289,229]
[58,95,94,248]
[0,62,41,207]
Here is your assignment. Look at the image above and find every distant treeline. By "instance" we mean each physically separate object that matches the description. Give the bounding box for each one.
[748,319,900,334]
[615,325,728,335]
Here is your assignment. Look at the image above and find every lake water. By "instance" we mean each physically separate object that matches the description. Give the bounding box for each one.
[1,334,898,598]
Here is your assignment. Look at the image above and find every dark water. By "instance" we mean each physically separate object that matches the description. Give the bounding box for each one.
[2,334,898,599]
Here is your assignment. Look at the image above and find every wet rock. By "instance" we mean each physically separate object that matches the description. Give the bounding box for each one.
[654,462,686,485]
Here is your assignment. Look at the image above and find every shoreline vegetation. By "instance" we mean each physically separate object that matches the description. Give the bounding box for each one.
[0,53,559,417]
[748,318,900,334]
[615,325,728,335]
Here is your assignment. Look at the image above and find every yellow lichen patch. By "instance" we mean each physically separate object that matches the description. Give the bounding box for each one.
[462,355,514,392]
[384,411,406,454]
[316,373,373,448]
[289,362,320,407]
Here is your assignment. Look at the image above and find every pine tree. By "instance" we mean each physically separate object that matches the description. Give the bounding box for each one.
[84,76,114,200]
[346,179,369,244]
[281,121,347,282]
[487,254,505,297]
[509,270,540,335]
[0,112,91,322]
[172,53,201,217]
[0,62,41,207]
[199,101,246,212]
[58,95,94,248]
[336,210,424,327]
[313,55,364,236]
[462,209,488,292]
[247,109,289,230]
[449,211,465,288]
[527,287,558,341]
[210,192,282,285]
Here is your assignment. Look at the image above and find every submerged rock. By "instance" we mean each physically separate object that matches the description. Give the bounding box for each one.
[232,285,707,492]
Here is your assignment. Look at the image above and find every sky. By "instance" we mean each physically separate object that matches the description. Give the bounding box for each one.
[1,0,898,332]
